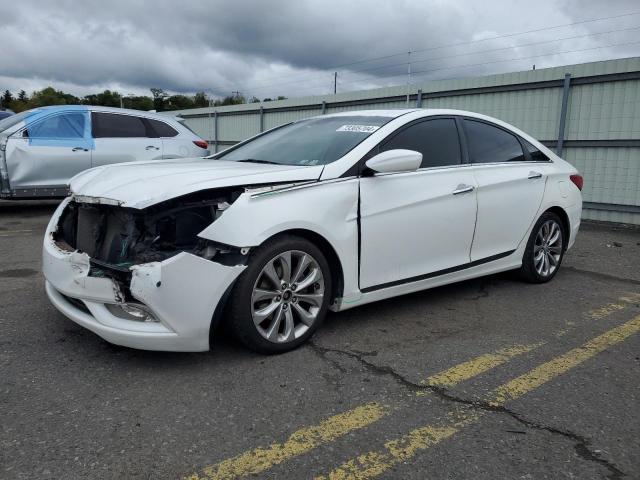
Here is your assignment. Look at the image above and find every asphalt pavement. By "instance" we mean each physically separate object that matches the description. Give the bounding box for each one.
[1,200,639,480]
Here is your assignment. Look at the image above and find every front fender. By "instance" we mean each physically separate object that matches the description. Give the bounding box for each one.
[198,179,361,301]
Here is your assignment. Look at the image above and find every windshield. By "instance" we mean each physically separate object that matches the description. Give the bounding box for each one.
[0,111,27,133]
[217,115,393,166]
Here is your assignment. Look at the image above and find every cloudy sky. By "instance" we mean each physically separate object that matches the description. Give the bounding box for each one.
[1,0,640,100]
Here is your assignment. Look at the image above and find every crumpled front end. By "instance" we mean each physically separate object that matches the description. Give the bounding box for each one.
[43,195,246,352]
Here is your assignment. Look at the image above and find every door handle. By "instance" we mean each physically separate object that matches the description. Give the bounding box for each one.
[452,184,475,195]
[146,145,160,151]
[528,171,543,179]
[72,147,88,152]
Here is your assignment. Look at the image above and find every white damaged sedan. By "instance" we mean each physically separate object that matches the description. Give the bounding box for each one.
[43,109,583,353]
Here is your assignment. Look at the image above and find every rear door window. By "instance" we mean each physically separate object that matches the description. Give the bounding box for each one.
[92,112,149,138]
[464,119,525,163]
[381,118,462,168]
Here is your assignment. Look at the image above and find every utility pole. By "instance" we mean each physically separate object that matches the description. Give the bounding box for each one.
[125,94,135,109]
[334,72,337,94]
[406,51,412,107]
[208,97,214,148]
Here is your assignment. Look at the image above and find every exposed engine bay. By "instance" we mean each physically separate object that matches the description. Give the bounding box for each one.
[53,188,245,271]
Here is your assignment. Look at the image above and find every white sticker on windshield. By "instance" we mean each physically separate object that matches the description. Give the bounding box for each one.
[336,125,380,133]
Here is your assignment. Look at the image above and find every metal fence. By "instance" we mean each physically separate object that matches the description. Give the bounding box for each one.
[168,57,640,225]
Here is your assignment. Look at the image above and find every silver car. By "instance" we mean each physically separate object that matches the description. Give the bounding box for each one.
[0,105,209,199]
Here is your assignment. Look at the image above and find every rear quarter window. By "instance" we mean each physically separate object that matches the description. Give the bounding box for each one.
[523,140,550,161]
[147,119,179,137]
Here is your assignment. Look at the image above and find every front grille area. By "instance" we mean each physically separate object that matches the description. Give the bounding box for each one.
[54,195,232,267]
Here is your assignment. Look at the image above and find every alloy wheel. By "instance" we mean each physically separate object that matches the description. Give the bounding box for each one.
[251,250,325,343]
[533,219,563,278]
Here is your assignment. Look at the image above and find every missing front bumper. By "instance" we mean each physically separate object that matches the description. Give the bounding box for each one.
[43,201,246,351]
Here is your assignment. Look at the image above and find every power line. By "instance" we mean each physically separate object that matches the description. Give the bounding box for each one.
[330,10,640,70]
[334,40,640,89]
[227,10,640,94]
[336,24,640,79]
[232,27,640,95]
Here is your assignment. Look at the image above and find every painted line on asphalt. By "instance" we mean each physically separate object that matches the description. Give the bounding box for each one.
[490,313,640,404]
[315,314,640,480]
[424,292,639,388]
[184,293,638,480]
[315,410,482,480]
[0,229,35,237]
[185,337,542,480]
[184,403,387,480]
[423,343,542,388]
[587,292,640,320]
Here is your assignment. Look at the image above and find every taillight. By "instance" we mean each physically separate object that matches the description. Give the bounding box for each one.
[570,174,583,191]
[193,140,208,149]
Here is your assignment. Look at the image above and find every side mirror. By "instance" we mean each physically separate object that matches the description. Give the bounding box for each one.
[365,149,422,174]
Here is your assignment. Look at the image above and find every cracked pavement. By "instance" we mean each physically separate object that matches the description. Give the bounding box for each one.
[1,201,639,479]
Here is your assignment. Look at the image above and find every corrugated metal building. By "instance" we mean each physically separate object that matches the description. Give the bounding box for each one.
[168,57,640,225]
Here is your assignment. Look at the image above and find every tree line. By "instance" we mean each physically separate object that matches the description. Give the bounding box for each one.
[0,87,287,113]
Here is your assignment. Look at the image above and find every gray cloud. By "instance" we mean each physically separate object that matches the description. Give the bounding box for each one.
[1,0,639,100]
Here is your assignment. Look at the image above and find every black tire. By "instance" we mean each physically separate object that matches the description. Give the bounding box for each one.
[519,211,566,283]
[227,234,332,354]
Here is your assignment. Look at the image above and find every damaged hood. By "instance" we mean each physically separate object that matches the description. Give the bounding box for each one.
[69,158,325,209]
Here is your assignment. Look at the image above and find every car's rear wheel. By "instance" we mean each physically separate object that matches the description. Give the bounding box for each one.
[520,211,565,283]
[228,235,332,354]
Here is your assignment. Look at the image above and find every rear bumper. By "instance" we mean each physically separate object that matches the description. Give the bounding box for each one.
[43,199,245,352]
[566,198,582,250]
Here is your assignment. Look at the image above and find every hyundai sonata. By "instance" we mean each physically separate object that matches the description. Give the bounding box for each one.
[43,109,583,353]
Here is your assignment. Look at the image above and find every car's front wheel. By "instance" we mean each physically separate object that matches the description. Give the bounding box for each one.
[520,211,566,283]
[228,235,332,354]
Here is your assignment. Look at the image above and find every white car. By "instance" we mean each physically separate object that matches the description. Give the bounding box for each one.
[0,105,209,199]
[43,109,583,353]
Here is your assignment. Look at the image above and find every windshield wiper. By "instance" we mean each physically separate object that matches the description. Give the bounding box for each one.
[236,159,281,165]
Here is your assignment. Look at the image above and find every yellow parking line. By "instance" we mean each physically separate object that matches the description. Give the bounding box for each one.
[314,411,480,480]
[184,402,387,480]
[0,229,34,237]
[186,339,538,480]
[491,314,640,405]
[425,293,638,388]
[316,315,640,480]
[423,343,542,388]
[185,294,637,480]
[587,292,640,320]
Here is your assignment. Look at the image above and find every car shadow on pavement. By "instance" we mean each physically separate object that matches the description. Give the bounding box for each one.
[63,272,513,368]
[0,199,61,219]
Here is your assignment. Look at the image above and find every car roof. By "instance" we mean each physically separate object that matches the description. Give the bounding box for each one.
[20,105,181,123]
[86,106,183,122]
[322,109,419,118]
[321,108,505,119]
